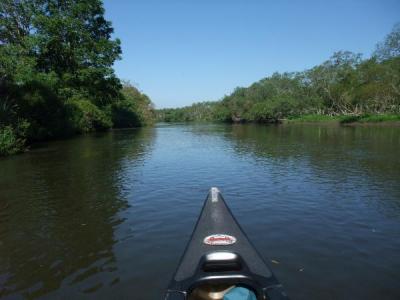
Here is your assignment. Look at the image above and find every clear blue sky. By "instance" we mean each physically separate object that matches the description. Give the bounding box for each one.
[103,0,400,108]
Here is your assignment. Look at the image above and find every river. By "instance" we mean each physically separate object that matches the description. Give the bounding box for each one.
[0,123,399,299]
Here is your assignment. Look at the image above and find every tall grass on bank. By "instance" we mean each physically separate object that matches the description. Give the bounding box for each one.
[287,114,341,122]
[340,114,400,123]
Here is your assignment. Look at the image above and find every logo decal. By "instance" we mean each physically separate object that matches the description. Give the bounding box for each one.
[203,234,237,246]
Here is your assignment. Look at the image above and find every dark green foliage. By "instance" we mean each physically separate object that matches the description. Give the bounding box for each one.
[158,24,400,124]
[112,100,140,128]
[287,114,340,122]
[0,0,154,156]
[0,126,22,156]
[340,114,400,123]
[112,82,155,128]
[157,101,222,123]
[65,97,112,133]
[0,121,29,155]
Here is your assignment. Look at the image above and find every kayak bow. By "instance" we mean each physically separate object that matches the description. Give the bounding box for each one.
[165,188,289,300]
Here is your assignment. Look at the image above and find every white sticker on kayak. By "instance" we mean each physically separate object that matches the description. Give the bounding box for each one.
[203,234,237,246]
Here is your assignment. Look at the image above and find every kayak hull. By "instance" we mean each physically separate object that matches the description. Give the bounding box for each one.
[165,188,289,300]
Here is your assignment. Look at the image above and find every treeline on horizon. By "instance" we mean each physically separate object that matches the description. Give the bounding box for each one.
[157,24,400,123]
[0,0,155,156]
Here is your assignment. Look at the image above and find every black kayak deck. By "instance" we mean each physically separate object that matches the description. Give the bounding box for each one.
[165,188,289,300]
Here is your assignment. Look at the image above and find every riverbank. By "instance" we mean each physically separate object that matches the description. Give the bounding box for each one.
[0,125,149,157]
[2,115,400,157]
[285,114,400,126]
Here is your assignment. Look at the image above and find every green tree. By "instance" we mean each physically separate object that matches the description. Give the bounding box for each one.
[112,82,155,128]
[374,23,400,61]
[33,0,122,106]
[1,0,153,155]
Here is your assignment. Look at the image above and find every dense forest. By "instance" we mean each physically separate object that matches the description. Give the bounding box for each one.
[0,0,154,156]
[158,24,400,123]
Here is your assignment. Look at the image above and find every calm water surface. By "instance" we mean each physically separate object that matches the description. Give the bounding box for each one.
[0,123,399,299]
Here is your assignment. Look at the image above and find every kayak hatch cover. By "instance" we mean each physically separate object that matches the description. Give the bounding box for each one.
[165,187,289,300]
